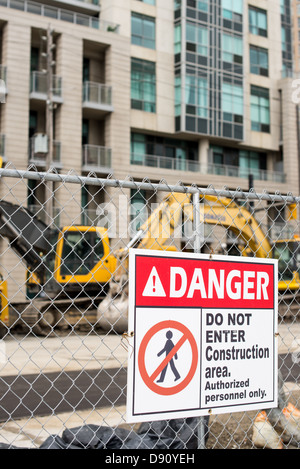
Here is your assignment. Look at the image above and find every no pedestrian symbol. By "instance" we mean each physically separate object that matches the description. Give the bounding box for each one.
[138,320,198,396]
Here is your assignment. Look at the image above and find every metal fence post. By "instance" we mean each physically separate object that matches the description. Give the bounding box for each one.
[193,191,206,449]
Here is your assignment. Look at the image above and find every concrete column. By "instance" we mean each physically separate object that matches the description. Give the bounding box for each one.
[280,78,300,196]
[55,32,83,174]
[104,39,131,179]
[198,138,210,172]
[54,32,83,227]
[0,21,31,301]
[1,21,31,170]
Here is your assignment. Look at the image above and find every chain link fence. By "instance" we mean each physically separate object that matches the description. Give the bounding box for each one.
[0,166,299,449]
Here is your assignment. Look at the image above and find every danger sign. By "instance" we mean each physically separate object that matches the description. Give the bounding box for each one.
[136,256,274,308]
[126,249,278,423]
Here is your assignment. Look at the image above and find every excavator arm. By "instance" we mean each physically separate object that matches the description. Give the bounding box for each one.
[109,193,192,285]
[200,196,272,258]
[0,200,55,282]
[97,191,272,332]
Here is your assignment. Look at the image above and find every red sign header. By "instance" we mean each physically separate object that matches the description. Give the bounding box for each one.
[135,254,275,309]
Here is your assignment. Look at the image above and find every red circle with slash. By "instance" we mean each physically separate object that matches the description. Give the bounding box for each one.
[138,320,198,396]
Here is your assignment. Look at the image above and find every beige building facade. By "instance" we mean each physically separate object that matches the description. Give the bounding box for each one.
[0,0,298,299]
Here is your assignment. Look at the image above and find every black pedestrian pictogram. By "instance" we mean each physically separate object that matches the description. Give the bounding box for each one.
[156,330,181,383]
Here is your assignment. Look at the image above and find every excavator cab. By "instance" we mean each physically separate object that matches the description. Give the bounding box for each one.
[273,240,300,292]
[53,226,116,296]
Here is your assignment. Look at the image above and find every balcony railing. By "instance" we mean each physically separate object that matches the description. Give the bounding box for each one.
[82,144,112,172]
[82,82,113,110]
[0,0,119,32]
[130,154,286,183]
[206,162,286,183]
[30,71,63,102]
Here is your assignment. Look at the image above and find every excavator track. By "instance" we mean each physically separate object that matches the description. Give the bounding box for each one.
[10,296,103,336]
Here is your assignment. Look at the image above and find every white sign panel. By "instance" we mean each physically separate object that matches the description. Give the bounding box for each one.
[126,249,278,423]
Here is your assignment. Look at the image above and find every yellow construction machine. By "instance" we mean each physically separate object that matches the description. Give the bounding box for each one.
[0,201,116,333]
[97,192,299,332]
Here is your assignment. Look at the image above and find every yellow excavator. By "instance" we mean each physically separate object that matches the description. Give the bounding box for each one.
[97,192,299,332]
[0,201,116,333]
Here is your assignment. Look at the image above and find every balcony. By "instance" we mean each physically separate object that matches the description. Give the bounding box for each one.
[29,138,62,169]
[0,0,119,32]
[42,0,101,15]
[130,154,286,183]
[30,71,63,104]
[82,82,113,116]
[82,144,112,174]
[131,154,200,172]
[206,162,286,183]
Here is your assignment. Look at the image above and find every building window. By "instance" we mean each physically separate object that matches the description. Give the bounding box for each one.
[180,0,208,13]
[221,0,243,22]
[239,150,266,179]
[130,133,198,169]
[198,0,208,12]
[174,23,181,55]
[131,58,156,112]
[30,47,39,72]
[250,85,270,133]
[211,146,267,179]
[185,74,208,118]
[212,146,239,169]
[282,26,288,52]
[222,81,243,123]
[249,6,267,37]
[175,75,182,117]
[131,133,146,165]
[174,0,181,11]
[131,13,155,49]
[186,22,208,57]
[222,33,243,64]
[250,45,268,76]
[137,0,155,4]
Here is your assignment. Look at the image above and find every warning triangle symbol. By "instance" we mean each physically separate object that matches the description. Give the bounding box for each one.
[142,267,166,297]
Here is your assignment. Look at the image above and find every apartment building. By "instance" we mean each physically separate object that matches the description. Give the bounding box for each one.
[0,0,298,298]
[292,0,300,73]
